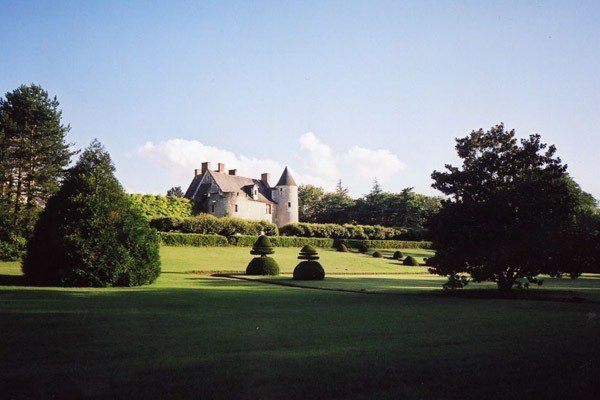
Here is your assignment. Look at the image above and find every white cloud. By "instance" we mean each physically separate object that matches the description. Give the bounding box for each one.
[134,133,407,197]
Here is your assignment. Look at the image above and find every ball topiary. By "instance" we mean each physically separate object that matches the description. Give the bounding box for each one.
[246,235,279,275]
[357,243,369,253]
[293,245,325,280]
[246,256,280,275]
[22,141,161,287]
[337,243,348,252]
[393,250,404,260]
[403,255,419,266]
[372,251,383,258]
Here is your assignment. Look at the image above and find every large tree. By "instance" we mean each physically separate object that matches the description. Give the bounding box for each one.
[429,124,598,291]
[0,84,73,232]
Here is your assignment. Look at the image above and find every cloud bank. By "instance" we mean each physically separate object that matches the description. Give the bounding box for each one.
[135,132,406,196]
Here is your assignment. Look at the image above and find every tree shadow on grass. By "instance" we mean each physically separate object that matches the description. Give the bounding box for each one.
[0,274,26,286]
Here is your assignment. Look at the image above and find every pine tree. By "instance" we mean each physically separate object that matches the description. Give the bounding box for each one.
[22,141,161,286]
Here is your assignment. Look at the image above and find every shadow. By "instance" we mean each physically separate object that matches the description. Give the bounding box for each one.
[0,274,26,286]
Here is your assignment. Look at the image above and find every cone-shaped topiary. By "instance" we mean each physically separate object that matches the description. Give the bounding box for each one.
[294,245,325,280]
[246,235,279,275]
[22,141,161,287]
[393,250,404,260]
[357,243,369,253]
[372,251,383,258]
[403,255,419,266]
[337,243,348,252]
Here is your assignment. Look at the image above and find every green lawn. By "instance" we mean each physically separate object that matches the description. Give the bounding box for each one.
[1,247,599,399]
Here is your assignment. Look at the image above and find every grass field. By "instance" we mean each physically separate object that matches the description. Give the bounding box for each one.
[1,246,599,399]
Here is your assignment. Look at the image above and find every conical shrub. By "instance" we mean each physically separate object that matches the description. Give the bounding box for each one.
[250,235,275,257]
[294,245,325,280]
[393,250,404,260]
[403,255,419,266]
[247,235,279,275]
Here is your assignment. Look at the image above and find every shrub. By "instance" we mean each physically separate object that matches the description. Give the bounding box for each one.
[403,256,419,266]
[231,235,334,248]
[393,250,404,260]
[357,243,369,253]
[443,274,469,290]
[298,245,319,260]
[250,235,275,256]
[22,141,161,287]
[159,233,228,246]
[168,214,278,237]
[180,214,223,234]
[149,217,183,232]
[280,222,407,240]
[293,261,325,280]
[0,233,26,261]
[128,193,194,220]
[246,256,280,275]
[337,243,348,252]
[372,251,383,258]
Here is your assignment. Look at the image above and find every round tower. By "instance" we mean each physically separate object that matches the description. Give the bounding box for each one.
[272,167,298,227]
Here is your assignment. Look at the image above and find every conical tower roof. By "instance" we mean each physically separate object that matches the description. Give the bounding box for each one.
[276,166,297,186]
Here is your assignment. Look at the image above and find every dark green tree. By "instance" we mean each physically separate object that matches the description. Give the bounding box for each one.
[293,245,325,280]
[246,235,279,275]
[298,184,324,222]
[166,186,184,197]
[429,124,597,291]
[22,141,161,287]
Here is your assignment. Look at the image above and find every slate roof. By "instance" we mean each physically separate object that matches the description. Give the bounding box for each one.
[276,167,297,186]
[185,170,275,204]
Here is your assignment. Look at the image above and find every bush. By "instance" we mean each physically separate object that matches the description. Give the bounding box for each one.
[372,251,383,258]
[0,233,26,261]
[403,256,419,266]
[250,235,275,256]
[246,256,280,275]
[280,222,407,240]
[159,233,229,246]
[293,261,325,280]
[22,141,161,287]
[393,250,404,260]
[128,193,194,220]
[149,217,183,232]
[337,243,348,252]
[231,235,335,248]
[357,243,369,253]
[298,245,319,260]
[161,213,278,237]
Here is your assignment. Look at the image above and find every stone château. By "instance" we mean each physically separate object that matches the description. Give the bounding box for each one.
[184,162,299,227]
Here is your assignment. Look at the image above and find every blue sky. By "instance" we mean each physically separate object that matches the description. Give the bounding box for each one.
[1,0,599,198]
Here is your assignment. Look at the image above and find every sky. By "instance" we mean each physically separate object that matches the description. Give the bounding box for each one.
[1,0,599,199]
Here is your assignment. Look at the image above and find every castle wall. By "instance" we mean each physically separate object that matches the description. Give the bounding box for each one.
[272,185,298,227]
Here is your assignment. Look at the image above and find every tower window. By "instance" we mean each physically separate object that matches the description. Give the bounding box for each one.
[266,204,272,214]
[235,204,238,212]
[288,202,291,208]
[211,204,215,213]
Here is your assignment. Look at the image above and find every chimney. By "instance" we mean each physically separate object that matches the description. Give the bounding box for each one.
[217,163,225,173]
[194,168,201,176]
[261,173,270,185]
[228,169,237,176]
[201,162,210,173]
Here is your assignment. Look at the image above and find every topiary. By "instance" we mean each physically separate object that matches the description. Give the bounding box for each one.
[372,251,383,258]
[22,141,161,287]
[403,255,419,266]
[246,235,279,275]
[337,243,348,252]
[393,250,404,260]
[357,243,369,253]
[293,245,325,280]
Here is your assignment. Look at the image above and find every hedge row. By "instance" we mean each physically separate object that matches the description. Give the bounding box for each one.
[128,194,194,220]
[158,232,432,249]
[279,222,409,240]
[150,214,278,236]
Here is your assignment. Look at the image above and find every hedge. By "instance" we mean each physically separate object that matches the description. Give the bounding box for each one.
[279,222,409,240]
[128,194,194,220]
[158,232,432,249]
[150,214,278,236]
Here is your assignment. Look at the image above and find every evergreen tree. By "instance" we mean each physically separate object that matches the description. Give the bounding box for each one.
[22,141,161,287]
[166,186,184,197]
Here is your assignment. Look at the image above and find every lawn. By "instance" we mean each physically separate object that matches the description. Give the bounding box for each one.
[1,247,599,399]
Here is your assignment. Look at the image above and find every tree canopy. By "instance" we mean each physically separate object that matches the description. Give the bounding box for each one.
[428,124,599,291]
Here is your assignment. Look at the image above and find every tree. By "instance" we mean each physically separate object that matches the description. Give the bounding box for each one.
[246,235,279,275]
[429,124,597,291]
[166,186,184,197]
[22,141,161,287]
[298,184,324,222]
[293,245,325,280]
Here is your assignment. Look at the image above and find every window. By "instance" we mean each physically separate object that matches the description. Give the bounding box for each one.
[235,204,238,212]
[266,204,271,214]
[288,202,291,208]
[211,204,215,213]
[280,188,282,192]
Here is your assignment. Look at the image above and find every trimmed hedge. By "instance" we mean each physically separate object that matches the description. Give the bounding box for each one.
[403,255,420,266]
[128,194,194,220]
[150,214,278,236]
[229,235,335,248]
[293,261,325,280]
[336,239,433,250]
[280,222,408,240]
[158,232,229,247]
[372,251,383,258]
[246,256,280,275]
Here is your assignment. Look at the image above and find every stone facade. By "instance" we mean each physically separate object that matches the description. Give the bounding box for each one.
[184,162,298,227]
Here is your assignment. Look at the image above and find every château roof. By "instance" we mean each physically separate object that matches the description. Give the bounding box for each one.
[185,170,275,204]
[276,167,297,186]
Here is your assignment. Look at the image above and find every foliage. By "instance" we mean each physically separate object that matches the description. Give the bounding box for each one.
[166,186,184,197]
[298,244,320,260]
[250,235,275,256]
[298,184,325,222]
[372,251,383,258]
[231,235,334,248]
[246,256,279,275]
[149,217,184,232]
[22,141,161,287]
[128,194,194,220]
[429,124,600,291]
[442,274,470,290]
[393,250,404,260]
[153,214,278,236]
[158,232,229,246]
[0,84,74,249]
[357,243,369,253]
[337,243,348,252]
[280,222,406,240]
[403,256,419,266]
[293,261,325,280]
